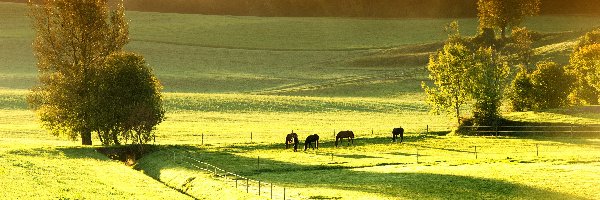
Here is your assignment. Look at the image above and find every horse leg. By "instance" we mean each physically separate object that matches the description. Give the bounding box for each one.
[335,137,338,147]
[400,133,403,143]
[316,140,319,149]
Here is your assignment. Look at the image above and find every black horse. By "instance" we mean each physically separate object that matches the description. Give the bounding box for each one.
[335,130,354,147]
[304,134,319,151]
[285,132,299,152]
[392,127,404,143]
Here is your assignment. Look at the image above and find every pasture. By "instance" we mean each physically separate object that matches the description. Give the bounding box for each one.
[1,1,600,199]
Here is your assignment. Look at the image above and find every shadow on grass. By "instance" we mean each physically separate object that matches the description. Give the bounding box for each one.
[544,106,600,121]
[333,154,380,159]
[136,145,585,200]
[265,170,584,200]
[5,146,113,161]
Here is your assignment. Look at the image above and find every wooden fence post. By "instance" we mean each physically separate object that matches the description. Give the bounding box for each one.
[474,146,477,159]
[426,125,429,134]
[416,148,419,164]
[570,124,574,136]
[246,178,249,193]
[202,133,204,146]
[495,126,499,136]
[258,181,261,196]
[271,183,273,199]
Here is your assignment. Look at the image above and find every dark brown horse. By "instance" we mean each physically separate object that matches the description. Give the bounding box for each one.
[392,127,404,142]
[304,134,319,151]
[285,132,299,152]
[335,130,354,147]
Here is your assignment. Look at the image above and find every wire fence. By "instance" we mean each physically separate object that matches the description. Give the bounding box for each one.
[167,148,301,200]
[160,125,600,199]
[165,124,600,146]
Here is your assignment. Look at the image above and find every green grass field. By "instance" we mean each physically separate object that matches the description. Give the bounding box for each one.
[1,1,600,199]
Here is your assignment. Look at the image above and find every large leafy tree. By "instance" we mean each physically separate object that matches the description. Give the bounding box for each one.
[477,0,541,38]
[27,0,129,145]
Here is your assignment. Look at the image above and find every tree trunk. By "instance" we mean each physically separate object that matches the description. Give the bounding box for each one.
[81,130,92,145]
[112,131,121,145]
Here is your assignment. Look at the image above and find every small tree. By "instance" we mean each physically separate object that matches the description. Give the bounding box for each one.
[530,61,574,109]
[504,27,534,66]
[27,0,129,145]
[423,42,474,125]
[470,47,510,126]
[508,65,535,111]
[94,52,165,146]
[567,44,600,105]
[477,0,541,38]
[509,61,575,111]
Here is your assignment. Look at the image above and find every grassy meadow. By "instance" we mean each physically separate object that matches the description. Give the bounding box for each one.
[1,1,600,199]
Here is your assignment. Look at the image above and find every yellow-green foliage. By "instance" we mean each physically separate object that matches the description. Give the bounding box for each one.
[568,43,600,105]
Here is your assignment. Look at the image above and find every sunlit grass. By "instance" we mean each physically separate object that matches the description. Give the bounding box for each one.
[0,144,192,199]
[136,135,600,199]
[2,2,600,199]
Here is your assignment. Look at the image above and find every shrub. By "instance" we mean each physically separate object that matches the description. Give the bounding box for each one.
[508,61,574,111]
[567,44,600,105]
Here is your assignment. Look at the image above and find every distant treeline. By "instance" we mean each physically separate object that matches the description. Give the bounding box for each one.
[4,0,599,17]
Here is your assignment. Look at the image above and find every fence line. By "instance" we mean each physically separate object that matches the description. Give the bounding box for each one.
[157,125,598,199]
[161,131,597,199]
[185,124,599,147]
[166,148,297,200]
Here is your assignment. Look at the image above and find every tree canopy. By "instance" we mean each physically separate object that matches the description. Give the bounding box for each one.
[93,52,165,145]
[477,0,541,38]
[508,61,573,111]
[27,0,130,145]
[423,22,510,127]
[423,42,474,125]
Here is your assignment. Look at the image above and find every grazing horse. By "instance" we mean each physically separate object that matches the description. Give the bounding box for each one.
[304,134,319,151]
[335,130,354,147]
[392,127,404,143]
[285,132,299,152]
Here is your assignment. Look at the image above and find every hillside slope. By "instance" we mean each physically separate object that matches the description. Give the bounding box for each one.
[3,0,599,17]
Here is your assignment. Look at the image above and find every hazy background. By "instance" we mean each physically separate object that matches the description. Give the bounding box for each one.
[3,0,599,17]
